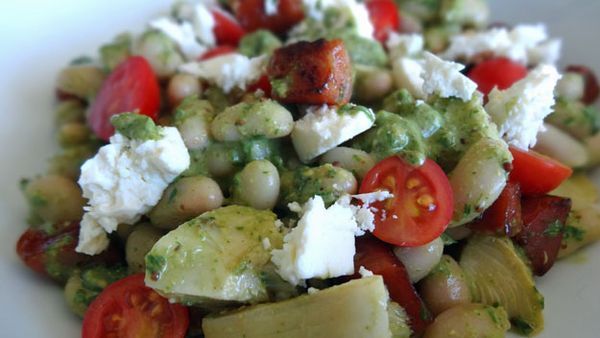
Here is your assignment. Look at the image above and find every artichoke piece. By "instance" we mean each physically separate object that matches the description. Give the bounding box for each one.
[144,206,285,308]
[460,235,544,336]
[551,174,600,258]
[202,276,395,338]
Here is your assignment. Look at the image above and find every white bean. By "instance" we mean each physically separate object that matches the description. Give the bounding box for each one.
[56,65,105,100]
[136,30,183,78]
[354,65,393,102]
[168,73,202,107]
[449,137,511,226]
[393,237,444,283]
[232,160,280,210]
[126,225,164,273]
[320,147,375,180]
[211,100,294,141]
[424,303,510,338]
[178,115,211,151]
[149,176,224,229]
[535,123,589,168]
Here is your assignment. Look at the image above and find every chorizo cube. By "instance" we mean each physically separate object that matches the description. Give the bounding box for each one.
[267,39,353,105]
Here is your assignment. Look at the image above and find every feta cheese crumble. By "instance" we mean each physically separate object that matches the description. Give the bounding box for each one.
[421,52,477,102]
[76,128,190,255]
[386,32,424,60]
[391,57,426,99]
[179,53,267,93]
[300,0,374,39]
[291,104,375,163]
[485,64,561,150]
[441,24,562,66]
[358,266,374,278]
[150,2,217,60]
[271,192,391,285]
[264,0,278,16]
[149,18,207,60]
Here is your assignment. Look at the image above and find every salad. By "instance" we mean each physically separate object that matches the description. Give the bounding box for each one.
[14,0,600,337]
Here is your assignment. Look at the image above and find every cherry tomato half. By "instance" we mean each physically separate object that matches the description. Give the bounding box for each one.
[366,0,401,43]
[509,146,573,196]
[354,236,431,335]
[467,57,528,96]
[88,56,160,141]
[360,156,454,247]
[211,7,246,46]
[82,274,189,338]
[233,0,305,34]
[199,45,237,60]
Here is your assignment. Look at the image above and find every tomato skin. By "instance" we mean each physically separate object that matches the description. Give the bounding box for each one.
[469,182,523,237]
[199,45,237,60]
[359,156,454,247]
[366,0,401,43]
[516,195,572,276]
[82,274,189,338]
[509,146,573,196]
[467,57,528,96]
[233,0,304,34]
[354,236,431,335]
[247,74,272,96]
[566,64,600,104]
[211,8,246,46]
[16,223,122,282]
[88,56,160,141]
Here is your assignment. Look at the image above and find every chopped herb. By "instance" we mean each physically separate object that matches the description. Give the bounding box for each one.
[512,318,534,335]
[168,187,178,204]
[563,225,585,242]
[543,220,564,237]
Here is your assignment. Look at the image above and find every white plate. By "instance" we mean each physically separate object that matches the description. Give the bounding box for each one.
[0,1,599,337]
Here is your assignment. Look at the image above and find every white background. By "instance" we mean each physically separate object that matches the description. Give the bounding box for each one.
[0,0,599,337]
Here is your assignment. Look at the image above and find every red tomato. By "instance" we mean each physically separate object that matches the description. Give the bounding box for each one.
[82,274,189,338]
[467,57,528,96]
[199,45,237,60]
[247,74,272,96]
[516,195,572,276]
[359,156,454,247]
[211,8,246,46]
[509,146,573,196]
[366,0,401,43]
[233,0,304,34]
[469,182,523,237]
[88,56,160,141]
[16,223,122,282]
[566,64,600,104]
[354,236,431,335]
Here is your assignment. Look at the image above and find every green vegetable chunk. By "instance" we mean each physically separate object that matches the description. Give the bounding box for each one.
[239,29,282,57]
[202,276,397,338]
[144,206,286,308]
[64,265,128,317]
[460,235,544,336]
[99,32,132,72]
[111,112,162,141]
[279,164,357,207]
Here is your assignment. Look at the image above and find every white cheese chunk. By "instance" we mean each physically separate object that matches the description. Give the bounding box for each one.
[171,2,217,47]
[271,192,390,286]
[392,57,426,99]
[485,64,561,150]
[358,266,374,278]
[179,53,267,93]
[527,39,562,66]
[441,24,561,65]
[291,104,375,163]
[76,128,190,255]
[264,0,278,16]
[149,18,207,60]
[421,52,477,102]
[301,0,374,39]
[386,32,424,60]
